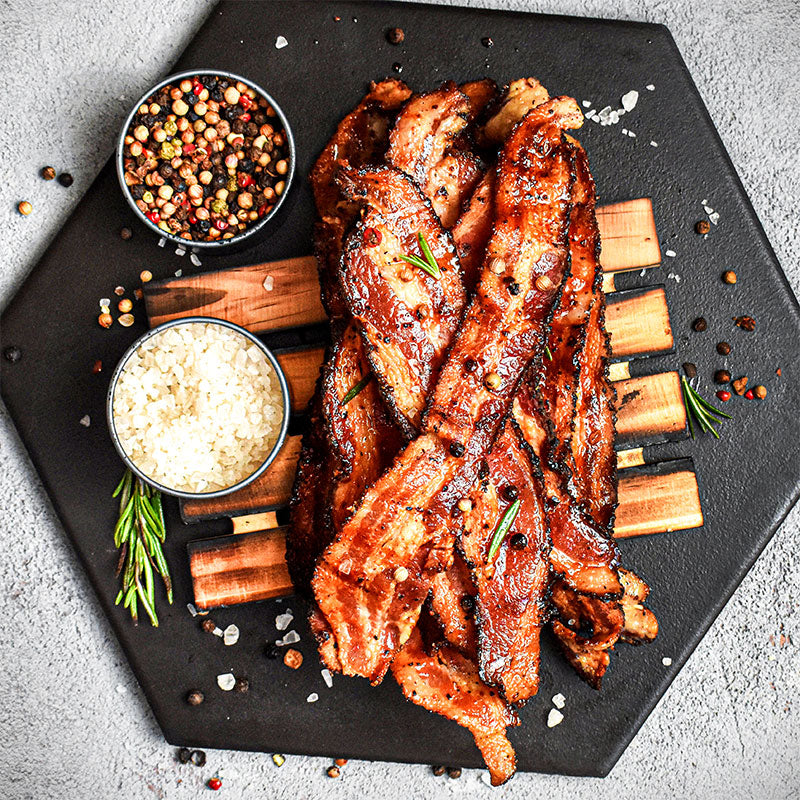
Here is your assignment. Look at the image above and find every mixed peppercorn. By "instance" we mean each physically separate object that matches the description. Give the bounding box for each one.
[121,75,290,242]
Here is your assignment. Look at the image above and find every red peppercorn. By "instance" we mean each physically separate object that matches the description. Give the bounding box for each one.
[258,203,270,217]
[183,143,196,154]
[237,173,254,189]
[188,214,197,225]
[207,777,222,790]
[215,219,229,231]
[716,390,731,402]
[146,211,160,224]
[744,389,754,399]
[239,112,251,122]
[364,227,382,246]
[239,94,252,109]
[192,81,204,96]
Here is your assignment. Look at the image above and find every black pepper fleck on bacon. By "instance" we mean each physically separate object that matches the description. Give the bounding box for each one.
[449,441,465,457]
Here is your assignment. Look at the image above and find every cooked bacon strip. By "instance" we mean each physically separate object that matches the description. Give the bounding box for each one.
[337,165,467,436]
[619,568,659,644]
[451,169,495,292]
[312,98,584,683]
[459,78,498,121]
[429,551,478,658]
[391,624,519,786]
[460,419,549,704]
[310,79,412,317]
[481,78,551,146]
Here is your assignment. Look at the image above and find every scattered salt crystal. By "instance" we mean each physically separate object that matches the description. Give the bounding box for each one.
[581,100,592,108]
[703,204,715,216]
[174,269,182,277]
[622,128,628,135]
[217,673,236,691]
[213,626,224,638]
[187,603,198,617]
[552,693,566,709]
[277,630,300,646]
[701,198,709,205]
[547,708,564,728]
[627,131,637,138]
[650,141,658,147]
[275,611,293,631]
[667,272,681,283]
[263,275,275,291]
[665,249,676,258]
[175,247,186,257]
[100,298,110,308]
[321,668,333,688]
[646,84,655,91]
[190,253,202,267]
[157,237,166,248]
[276,35,288,49]
[307,692,319,703]
[662,657,673,666]
[79,415,91,427]
[640,269,647,277]
[709,211,720,225]
[223,624,240,646]
[621,90,639,112]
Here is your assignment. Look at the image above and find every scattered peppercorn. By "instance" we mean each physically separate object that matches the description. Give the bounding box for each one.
[744,389,754,400]
[114,285,125,296]
[387,27,405,44]
[716,390,731,402]
[118,313,135,327]
[447,767,462,779]
[192,750,207,766]
[695,220,711,235]
[17,200,32,216]
[510,532,528,549]
[535,274,554,291]
[4,346,21,363]
[334,758,348,767]
[733,315,755,331]
[484,372,502,390]
[716,341,731,355]
[41,166,56,181]
[714,369,731,384]
[207,777,222,790]
[682,362,697,379]
[481,37,494,47]
[118,298,133,313]
[691,317,707,332]
[201,618,217,633]
[392,62,403,73]
[722,270,737,285]
[503,485,519,501]
[234,677,249,693]
[432,765,447,777]
[394,566,409,582]
[327,766,340,779]
[57,172,74,187]
[265,642,280,659]
[776,368,782,376]
[98,312,113,329]
[464,358,478,373]
[186,690,205,706]
[272,754,286,767]
[178,747,192,764]
[120,226,133,240]
[449,441,466,457]
[732,376,748,396]
[507,281,521,295]
[460,595,475,613]
[754,385,767,400]
[92,359,103,375]
[457,497,472,513]
[140,270,153,283]
[284,648,303,669]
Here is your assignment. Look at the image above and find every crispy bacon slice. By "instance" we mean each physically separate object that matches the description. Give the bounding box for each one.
[391,624,519,786]
[312,98,584,683]
[337,165,467,436]
[481,78,551,146]
[310,79,412,316]
[452,169,495,292]
[429,551,478,658]
[460,419,550,705]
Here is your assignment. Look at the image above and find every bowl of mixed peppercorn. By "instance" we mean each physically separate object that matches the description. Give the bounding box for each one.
[117,70,295,251]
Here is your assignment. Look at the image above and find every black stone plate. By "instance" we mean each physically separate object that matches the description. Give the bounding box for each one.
[3,0,799,778]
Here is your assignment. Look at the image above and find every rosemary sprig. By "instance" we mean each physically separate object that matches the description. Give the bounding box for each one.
[342,373,373,405]
[487,499,522,561]
[398,232,442,279]
[544,345,553,361]
[680,377,731,440]
[112,469,173,626]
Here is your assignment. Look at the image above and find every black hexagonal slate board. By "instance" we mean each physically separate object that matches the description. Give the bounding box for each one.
[2,0,799,777]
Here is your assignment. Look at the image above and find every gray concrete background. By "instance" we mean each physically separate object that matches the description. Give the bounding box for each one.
[1,1,798,798]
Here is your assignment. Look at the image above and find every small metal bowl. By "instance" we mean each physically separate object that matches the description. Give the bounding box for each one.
[116,69,296,254]
[106,317,290,499]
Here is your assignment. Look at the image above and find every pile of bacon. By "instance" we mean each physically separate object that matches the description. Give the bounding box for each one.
[287,77,658,784]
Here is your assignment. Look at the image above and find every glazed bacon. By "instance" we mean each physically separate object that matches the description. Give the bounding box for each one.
[312,97,584,684]
[337,166,467,436]
[429,551,478,659]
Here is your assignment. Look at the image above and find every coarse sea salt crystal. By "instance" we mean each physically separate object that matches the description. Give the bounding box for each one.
[646,84,655,91]
[190,253,202,267]
[547,708,564,728]
[213,626,224,638]
[662,657,673,666]
[217,673,236,691]
[665,249,677,258]
[709,211,720,225]
[667,272,681,283]
[650,141,658,147]
[187,603,198,617]
[276,35,288,49]
[621,90,639,112]
[174,269,182,277]
[552,693,566,709]
[307,693,319,703]
[581,100,592,108]
[321,669,333,688]
[223,624,240,646]
[263,275,275,291]
[275,611,293,631]
[278,630,300,646]
[79,415,91,427]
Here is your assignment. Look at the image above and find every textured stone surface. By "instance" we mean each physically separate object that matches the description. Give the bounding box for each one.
[1,1,798,798]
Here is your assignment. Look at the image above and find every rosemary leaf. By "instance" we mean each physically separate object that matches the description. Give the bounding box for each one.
[398,253,440,279]
[487,499,522,562]
[417,232,442,278]
[342,373,374,405]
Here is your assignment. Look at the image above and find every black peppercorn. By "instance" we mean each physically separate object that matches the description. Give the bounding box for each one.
[459,595,475,613]
[41,166,56,181]
[682,362,697,379]
[57,172,74,187]
[691,317,707,332]
[432,765,446,777]
[4,346,21,363]
[449,441,465,457]
[120,227,133,241]
[265,642,280,659]
[695,220,711,235]
[714,369,731,384]
[234,677,249,693]
[503,485,519,502]
[387,27,405,44]
[510,532,528,549]
[159,163,174,179]
[716,341,732,356]
[478,459,490,479]
[186,690,204,706]
[508,281,521,295]
[211,87,224,102]
[191,750,207,767]
[481,37,494,47]
[131,185,145,200]
[178,747,192,764]
[447,767,462,779]
[464,358,477,373]
[392,62,403,73]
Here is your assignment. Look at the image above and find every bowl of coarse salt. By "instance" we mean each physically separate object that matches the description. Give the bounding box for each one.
[107,317,290,498]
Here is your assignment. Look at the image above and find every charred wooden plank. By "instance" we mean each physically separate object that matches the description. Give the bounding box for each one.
[596,198,661,272]
[606,287,673,359]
